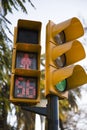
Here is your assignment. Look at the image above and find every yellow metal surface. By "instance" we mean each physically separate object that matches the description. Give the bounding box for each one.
[45,65,69,98]
[14,69,40,77]
[16,43,41,53]
[10,19,42,104]
[53,65,87,89]
[13,28,41,52]
[45,65,87,98]
[51,40,85,66]
[67,65,87,90]
[17,19,41,44]
[65,40,85,65]
[45,17,86,98]
[12,45,41,73]
[18,19,41,31]
[52,17,84,42]
[14,19,42,47]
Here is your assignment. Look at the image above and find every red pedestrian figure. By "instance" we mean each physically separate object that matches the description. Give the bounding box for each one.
[21,54,32,69]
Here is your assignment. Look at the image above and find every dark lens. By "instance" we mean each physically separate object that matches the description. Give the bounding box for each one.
[54,31,66,45]
[55,54,66,68]
[54,31,66,68]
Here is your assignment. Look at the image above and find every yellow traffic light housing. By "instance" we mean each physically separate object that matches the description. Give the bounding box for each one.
[10,19,42,105]
[45,17,87,98]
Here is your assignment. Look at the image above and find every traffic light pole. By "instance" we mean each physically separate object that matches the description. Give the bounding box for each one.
[47,95,59,130]
[22,95,59,130]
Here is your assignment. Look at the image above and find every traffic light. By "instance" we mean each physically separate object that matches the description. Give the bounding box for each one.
[10,19,42,104]
[45,17,87,98]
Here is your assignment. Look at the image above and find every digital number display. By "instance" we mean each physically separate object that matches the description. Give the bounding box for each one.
[14,76,37,99]
[16,52,37,70]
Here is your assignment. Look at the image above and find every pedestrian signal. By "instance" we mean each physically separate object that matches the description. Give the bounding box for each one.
[10,19,42,104]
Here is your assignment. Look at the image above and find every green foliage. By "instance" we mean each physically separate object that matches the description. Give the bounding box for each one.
[0,0,36,129]
[1,0,35,15]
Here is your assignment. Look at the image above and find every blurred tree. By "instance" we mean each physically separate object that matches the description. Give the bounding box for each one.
[0,0,36,129]
[1,0,35,15]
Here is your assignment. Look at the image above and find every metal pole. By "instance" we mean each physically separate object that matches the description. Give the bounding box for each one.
[47,95,59,130]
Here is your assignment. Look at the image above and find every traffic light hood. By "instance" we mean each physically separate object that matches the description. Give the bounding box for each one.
[51,17,84,42]
[17,19,41,31]
[52,65,87,90]
[51,40,86,66]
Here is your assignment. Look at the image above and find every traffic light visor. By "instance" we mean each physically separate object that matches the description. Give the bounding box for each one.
[52,17,84,42]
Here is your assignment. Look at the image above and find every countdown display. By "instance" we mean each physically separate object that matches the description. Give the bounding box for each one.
[14,76,37,99]
[16,52,37,70]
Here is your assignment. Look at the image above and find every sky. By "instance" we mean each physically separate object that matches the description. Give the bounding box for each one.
[6,0,87,129]
[6,0,87,53]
